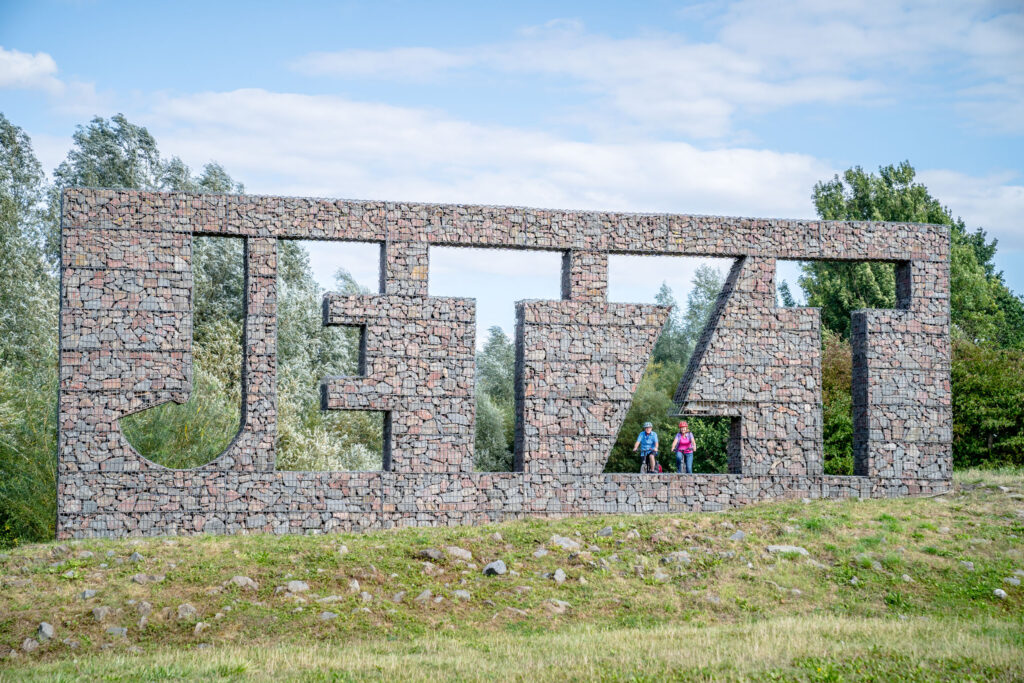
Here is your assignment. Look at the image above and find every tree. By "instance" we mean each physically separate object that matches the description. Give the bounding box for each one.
[0,114,58,546]
[477,327,515,408]
[820,330,854,474]
[0,114,55,364]
[777,280,796,308]
[804,161,1024,469]
[474,327,515,470]
[804,161,1020,346]
[799,261,895,338]
[951,341,1024,467]
[679,265,724,366]
[651,283,684,364]
[475,392,513,472]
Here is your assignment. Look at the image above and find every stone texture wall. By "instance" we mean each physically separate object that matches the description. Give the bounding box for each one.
[673,256,823,477]
[57,188,952,538]
[852,262,952,480]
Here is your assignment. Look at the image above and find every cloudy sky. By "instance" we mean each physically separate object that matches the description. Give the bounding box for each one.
[2,0,1022,340]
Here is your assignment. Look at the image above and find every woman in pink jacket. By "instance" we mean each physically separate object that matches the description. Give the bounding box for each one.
[671,421,696,474]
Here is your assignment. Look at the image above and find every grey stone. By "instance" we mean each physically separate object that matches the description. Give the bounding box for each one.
[319,611,338,621]
[994,588,1008,599]
[106,627,127,638]
[729,530,746,541]
[37,623,55,641]
[1004,577,1021,587]
[177,603,198,620]
[553,569,567,585]
[445,546,473,562]
[545,599,570,614]
[417,548,444,561]
[286,580,309,593]
[766,545,810,556]
[597,526,613,537]
[960,561,975,572]
[483,560,507,576]
[53,188,954,541]
[550,535,581,551]
[414,589,433,603]
[227,575,258,591]
[22,638,38,653]
[662,551,691,565]
[92,606,111,622]
[453,590,471,601]
[79,589,97,600]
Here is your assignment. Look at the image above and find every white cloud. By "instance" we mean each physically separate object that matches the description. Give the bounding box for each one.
[289,2,1024,138]
[918,169,1024,249]
[146,88,832,219]
[0,45,105,116]
[0,46,63,94]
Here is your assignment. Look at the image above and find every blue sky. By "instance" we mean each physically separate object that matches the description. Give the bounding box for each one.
[3,0,1022,341]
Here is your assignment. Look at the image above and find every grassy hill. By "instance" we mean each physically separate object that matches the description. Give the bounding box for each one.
[1,468,1022,681]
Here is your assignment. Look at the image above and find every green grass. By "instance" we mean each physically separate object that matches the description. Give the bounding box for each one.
[0,468,1022,681]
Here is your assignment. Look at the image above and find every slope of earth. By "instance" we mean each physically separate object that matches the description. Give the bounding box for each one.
[1,469,1022,681]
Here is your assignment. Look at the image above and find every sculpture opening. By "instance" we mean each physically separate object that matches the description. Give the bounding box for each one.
[119,235,244,470]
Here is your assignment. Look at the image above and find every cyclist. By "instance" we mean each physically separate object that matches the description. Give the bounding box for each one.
[671,420,696,474]
[633,422,659,474]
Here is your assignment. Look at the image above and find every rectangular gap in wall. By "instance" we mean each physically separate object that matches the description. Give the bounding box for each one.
[293,239,381,295]
[429,246,562,472]
[275,239,384,471]
[604,255,734,474]
[776,259,899,476]
[275,410,386,472]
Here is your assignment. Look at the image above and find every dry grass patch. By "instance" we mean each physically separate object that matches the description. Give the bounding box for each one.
[1,468,1021,679]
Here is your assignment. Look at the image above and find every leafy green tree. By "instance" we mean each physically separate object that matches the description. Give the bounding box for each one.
[679,265,725,366]
[475,392,513,472]
[477,327,515,408]
[805,161,1020,346]
[820,330,853,474]
[804,161,1024,469]
[651,283,684,364]
[0,114,55,364]
[0,114,58,545]
[799,261,894,338]
[274,264,373,472]
[777,280,796,308]
[474,327,515,470]
[951,341,1024,467]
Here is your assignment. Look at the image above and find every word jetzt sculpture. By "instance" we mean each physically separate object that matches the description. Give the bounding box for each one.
[58,189,951,538]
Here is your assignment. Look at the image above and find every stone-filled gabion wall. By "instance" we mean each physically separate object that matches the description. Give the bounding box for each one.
[673,256,823,477]
[57,189,952,538]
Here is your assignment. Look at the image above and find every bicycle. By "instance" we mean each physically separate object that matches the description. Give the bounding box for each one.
[639,449,662,474]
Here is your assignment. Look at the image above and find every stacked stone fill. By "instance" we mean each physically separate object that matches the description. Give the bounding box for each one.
[57,188,952,538]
